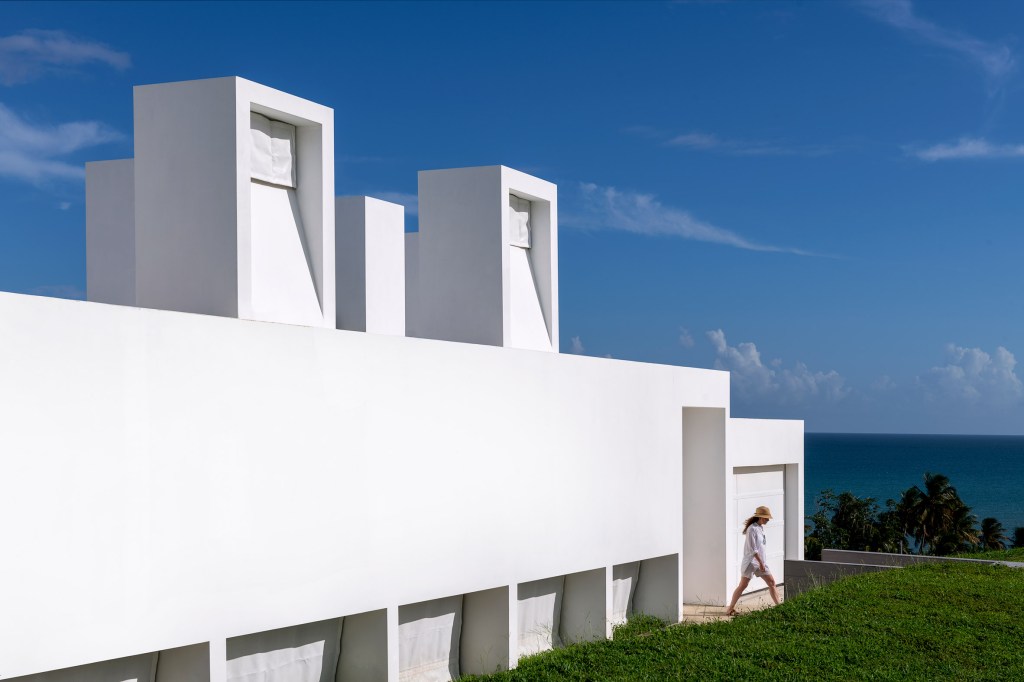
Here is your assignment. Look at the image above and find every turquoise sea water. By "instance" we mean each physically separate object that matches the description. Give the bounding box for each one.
[804,433,1024,535]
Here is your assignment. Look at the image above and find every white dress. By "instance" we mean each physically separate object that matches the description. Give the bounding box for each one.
[741,523,771,578]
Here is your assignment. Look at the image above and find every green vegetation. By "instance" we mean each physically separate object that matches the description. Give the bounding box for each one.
[610,613,666,641]
[957,547,1024,562]
[462,563,1024,681]
[805,472,1023,559]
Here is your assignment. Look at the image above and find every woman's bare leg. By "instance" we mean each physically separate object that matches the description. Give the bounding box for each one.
[725,577,751,615]
[763,574,781,605]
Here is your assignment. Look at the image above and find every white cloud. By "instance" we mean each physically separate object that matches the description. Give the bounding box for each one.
[668,132,720,150]
[569,336,586,354]
[919,343,1022,406]
[707,329,849,404]
[678,327,695,348]
[577,182,816,255]
[0,30,130,85]
[908,137,1024,161]
[667,131,830,157]
[860,0,1015,87]
[0,103,121,183]
[872,375,897,391]
[57,200,70,210]
[373,191,418,216]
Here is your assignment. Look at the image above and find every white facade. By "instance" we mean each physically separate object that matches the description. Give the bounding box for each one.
[335,196,406,335]
[1,77,803,682]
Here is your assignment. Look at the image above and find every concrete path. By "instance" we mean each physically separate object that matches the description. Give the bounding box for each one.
[681,586,784,624]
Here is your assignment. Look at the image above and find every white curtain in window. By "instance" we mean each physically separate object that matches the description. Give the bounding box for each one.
[398,596,462,682]
[251,112,296,188]
[611,563,640,625]
[226,618,343,682]
[517,577,563,656]
[508,194,531,248]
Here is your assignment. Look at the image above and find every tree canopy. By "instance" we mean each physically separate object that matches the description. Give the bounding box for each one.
[805,472,1008,559]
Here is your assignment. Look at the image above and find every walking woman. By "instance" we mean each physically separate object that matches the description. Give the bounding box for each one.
[724,505,781,616]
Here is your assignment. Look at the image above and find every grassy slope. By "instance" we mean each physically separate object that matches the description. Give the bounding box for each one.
[462,563,1024,681]
[957,547,1024,561]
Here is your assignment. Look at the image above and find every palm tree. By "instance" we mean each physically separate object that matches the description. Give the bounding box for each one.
[908,473,976,555]
[933,503,979,556]
[980,517,1009,551]
[892,486,923,553]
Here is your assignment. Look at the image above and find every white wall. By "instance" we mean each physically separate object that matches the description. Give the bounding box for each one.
[86,159,135,306]
[0,292,735,679]
[415,166,503,346]
[682,408,729,605]
[134,77,240,317]
[726,418,805,596]
[336,196,405,335]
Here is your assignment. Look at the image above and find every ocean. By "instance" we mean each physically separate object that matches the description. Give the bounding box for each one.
[804,433,1024,535]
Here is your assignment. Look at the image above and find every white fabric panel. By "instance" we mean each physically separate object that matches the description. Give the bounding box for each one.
[336,610,388,682]
[250,112,296,188]
[249,181,323,326]
[508,195,531,248]
[508,247,549,350]
[516,576,563,657]
[226,618,343,682]
[155,643,209,682]
[398,596,462,682]
[733,466,786,592]
[610,562,640,625]
[227,642,324,682]
[13,653,157,682]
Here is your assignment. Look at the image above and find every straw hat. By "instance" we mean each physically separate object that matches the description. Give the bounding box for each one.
[754,505,773,520]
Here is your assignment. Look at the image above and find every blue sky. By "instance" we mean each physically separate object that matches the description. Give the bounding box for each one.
[2,1,1023,435]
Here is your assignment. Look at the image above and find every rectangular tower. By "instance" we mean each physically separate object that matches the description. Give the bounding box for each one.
[132,77,335,327]
[412,165,558,352]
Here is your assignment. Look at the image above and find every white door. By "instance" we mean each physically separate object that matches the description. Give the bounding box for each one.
[733,465,785,592]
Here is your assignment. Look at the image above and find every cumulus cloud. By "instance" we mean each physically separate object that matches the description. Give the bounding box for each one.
[872,375,897,391]
[569,336,586,354]
[0,102,120,183]
[373,191,418,216]
[859,0,1015,88]
[707,329,849,404]
[919,343,1022,406]
[0,29,130,86]
[577,182,816,255]
[678,327,695,348]
[908,137,1024,161]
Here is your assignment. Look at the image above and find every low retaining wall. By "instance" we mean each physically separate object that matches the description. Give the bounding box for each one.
[786,550,1024,598]
[821,549,1024,568]
[783,560,894,598]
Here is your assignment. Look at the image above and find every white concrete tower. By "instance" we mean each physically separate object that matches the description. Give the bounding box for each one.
[410,165,558,352]
[88,77,336,328]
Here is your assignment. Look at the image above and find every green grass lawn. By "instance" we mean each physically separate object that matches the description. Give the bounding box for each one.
[957,547,1024,562]
[461,562,1024,681]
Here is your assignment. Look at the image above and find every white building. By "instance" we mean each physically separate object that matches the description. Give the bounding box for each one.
[0,77,803,682]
